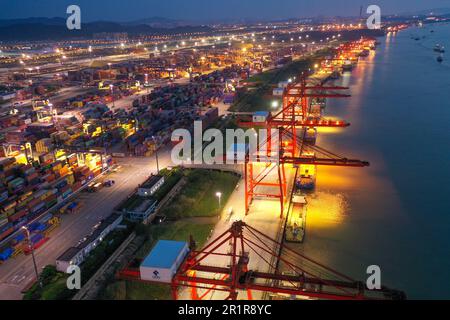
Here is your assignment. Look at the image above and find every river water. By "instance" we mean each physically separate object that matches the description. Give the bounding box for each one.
[300,23,450,299]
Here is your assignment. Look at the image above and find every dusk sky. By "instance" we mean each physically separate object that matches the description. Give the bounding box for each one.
[1,0,450,21]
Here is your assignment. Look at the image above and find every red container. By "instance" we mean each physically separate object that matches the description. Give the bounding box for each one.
[8,208,28,223]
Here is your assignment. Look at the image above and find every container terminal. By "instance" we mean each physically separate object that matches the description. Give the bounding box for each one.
[0,17,410,300]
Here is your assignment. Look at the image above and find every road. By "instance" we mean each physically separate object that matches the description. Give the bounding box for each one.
[0,147,174,300]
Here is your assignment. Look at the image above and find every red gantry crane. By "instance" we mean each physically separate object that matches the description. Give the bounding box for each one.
[237,72,369,218]
[115,40,398,301]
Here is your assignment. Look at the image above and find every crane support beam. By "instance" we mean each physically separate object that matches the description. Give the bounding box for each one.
[282,156,370,167]
[238,119,350,128]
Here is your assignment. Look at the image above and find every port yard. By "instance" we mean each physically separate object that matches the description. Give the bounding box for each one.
[110,37,404,300]
[0,18,409,300]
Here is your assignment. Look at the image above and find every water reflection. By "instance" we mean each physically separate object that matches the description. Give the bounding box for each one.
[307,192,348,229]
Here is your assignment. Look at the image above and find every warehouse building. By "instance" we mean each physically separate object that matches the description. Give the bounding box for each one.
[140,240,190,283]
[137,175,164,197]
[56,213,123,273]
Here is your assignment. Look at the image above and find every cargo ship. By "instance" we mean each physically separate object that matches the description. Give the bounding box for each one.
[296,154,317,190]
[358,49,370,57]
[285,193,307,243]
[304,128,317,145]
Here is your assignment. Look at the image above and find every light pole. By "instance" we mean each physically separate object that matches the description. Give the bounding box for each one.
[22,226,42,288]
[216,192,222,209]
[152,136,160,174]
[110,84,115,109]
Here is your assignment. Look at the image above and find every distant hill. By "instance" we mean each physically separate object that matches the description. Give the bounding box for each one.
[0,17,211,41]
[0,17,66,27]
[125,16,195,28]
[397,7,450,17]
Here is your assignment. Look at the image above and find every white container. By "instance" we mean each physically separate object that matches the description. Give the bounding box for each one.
[273,88,284,96]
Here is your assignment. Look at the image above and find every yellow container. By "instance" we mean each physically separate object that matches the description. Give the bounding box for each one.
[66,174,75,185]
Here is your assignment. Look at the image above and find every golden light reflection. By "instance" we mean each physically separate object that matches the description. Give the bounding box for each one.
[315,167,357,189]
[307,192,347,228]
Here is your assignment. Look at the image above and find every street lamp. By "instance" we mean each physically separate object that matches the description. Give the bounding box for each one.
[109,84,115,108]
[271,100,279,109]
[152,136,160,174]
[22,226,42,288]
[216,192,222,208]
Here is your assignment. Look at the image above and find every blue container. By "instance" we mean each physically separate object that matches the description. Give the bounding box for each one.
[30,233,43,244]
[35,224,48,232]
[28,221,40,232]
[0,247,13,261]
[39,213,53,224]
[13,233,26,243]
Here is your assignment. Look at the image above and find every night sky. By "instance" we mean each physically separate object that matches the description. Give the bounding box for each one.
[1,0,450,22]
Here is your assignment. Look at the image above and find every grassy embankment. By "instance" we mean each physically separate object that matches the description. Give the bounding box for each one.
[99,169,240,300]
[230,49,333,112]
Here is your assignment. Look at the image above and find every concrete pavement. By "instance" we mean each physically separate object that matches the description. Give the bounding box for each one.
[0,147,174,300]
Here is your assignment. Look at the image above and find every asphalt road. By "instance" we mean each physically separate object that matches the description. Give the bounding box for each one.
[0,147,174,300]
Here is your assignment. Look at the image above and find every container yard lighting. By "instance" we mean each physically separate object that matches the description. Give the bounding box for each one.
[216,192,222,208]
[272,100,279,108]
[110,85,115,108]
[22,226,42,288]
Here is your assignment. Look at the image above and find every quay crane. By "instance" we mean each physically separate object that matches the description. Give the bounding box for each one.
[117,221,406,300]
[238,73,369,218]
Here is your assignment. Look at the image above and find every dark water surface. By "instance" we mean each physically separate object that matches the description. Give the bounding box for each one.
[301,23,450,299]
